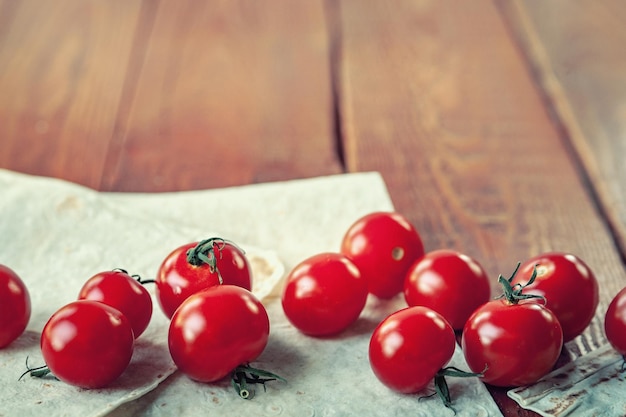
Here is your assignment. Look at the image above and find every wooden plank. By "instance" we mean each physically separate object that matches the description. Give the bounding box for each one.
[498,0,626,260]
[101,0,342,192]
[0,0,143,190]
[335,0,626,414]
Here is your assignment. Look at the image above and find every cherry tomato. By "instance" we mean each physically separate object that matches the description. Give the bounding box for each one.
[78,269,153,338]
[462,299,563,387]
[341,211,425,299]
[604,286,626,356]
[281,252,368,337]
[41,300,134,389]
[156,238,252,318]
[0,264,31,348]
[514,252,598,342]
[168,285,269,383]
[369,306,456,393]
[403,249,490,330]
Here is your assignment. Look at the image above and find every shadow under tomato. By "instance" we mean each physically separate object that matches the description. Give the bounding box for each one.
[253,334,307,381]
[100,337,177,392]
[4,329,40,352]
[332,316,381,340]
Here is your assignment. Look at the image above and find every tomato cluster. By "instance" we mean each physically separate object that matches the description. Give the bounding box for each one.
[157,238,280,399]
[461,264,564,387]
[155,238,252,318]
[38,269,151,388]
[279,211,608,410]
[280,212,491,409]
[10,237,280,397]
[282,212,425,336]
[4,208,625,411]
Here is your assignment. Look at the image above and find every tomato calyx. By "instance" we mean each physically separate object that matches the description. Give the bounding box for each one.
[496,263,546,305]
[422,366,486,414]
[230,364,286,400]
[186,238,240,284]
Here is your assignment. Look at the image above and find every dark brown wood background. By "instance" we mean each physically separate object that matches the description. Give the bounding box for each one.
[2,1,625,415]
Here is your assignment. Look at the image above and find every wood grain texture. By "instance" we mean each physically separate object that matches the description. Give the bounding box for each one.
[0,0,143,189]
[100,0,342,192]
[335,0,626,413]
[498,0,626,260]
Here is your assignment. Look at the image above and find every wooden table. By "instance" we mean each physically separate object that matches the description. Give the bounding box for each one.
[2,1,625,415]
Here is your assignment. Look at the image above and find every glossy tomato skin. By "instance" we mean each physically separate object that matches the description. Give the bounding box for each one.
[281,252,368,337]
[78,269,153,338]
[461,299,563,387]
[604,287,626,356]
[156,240,252,318]
[515,252,598,342]
[403,249,490,330]
[369,306,456,393]
[0,265,31,348]
[341,212,424,299]
[41,300,134,389]
[168,285,269,383]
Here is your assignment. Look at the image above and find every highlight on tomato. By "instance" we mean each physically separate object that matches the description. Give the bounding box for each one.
[78,269,153,339]
[0,264,31,348]
[39,300,135,389]
[604,286,626,358]
[341,211,425,299]
[513,252,598,342]
[156,237,252,318]
[462,264,563,387]
[168,285,284,399]
[281,252,368,337]
[403,249,491,330]
[369,306,482,411]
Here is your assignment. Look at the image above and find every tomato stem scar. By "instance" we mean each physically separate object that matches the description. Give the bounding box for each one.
[391,246,404,261]
[422,365,486,414]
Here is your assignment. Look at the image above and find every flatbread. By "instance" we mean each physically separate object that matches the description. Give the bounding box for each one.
[0,169,283,417]
[0,169,503,416]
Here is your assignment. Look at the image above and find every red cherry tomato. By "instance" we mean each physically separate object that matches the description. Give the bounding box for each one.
[605,286,626,356]
[156,238,252,318]
[369,306,456,393]
[403,249,490,330]
[281,252,368,337]
[462,299,563,387]
[41,300,134,389]
[0,264,31,348]
[78,269,153,338]
[168,285,269,383]
[514,252,598,342]
[341,211,424,299]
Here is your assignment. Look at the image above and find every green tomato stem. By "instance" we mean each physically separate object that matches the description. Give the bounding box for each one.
[230,364,286,400]
[424,366,486,414]
[18,357,57,382]
[496,262,546,305]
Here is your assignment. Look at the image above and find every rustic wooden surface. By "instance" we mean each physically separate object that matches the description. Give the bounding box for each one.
[1,1,625,415]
